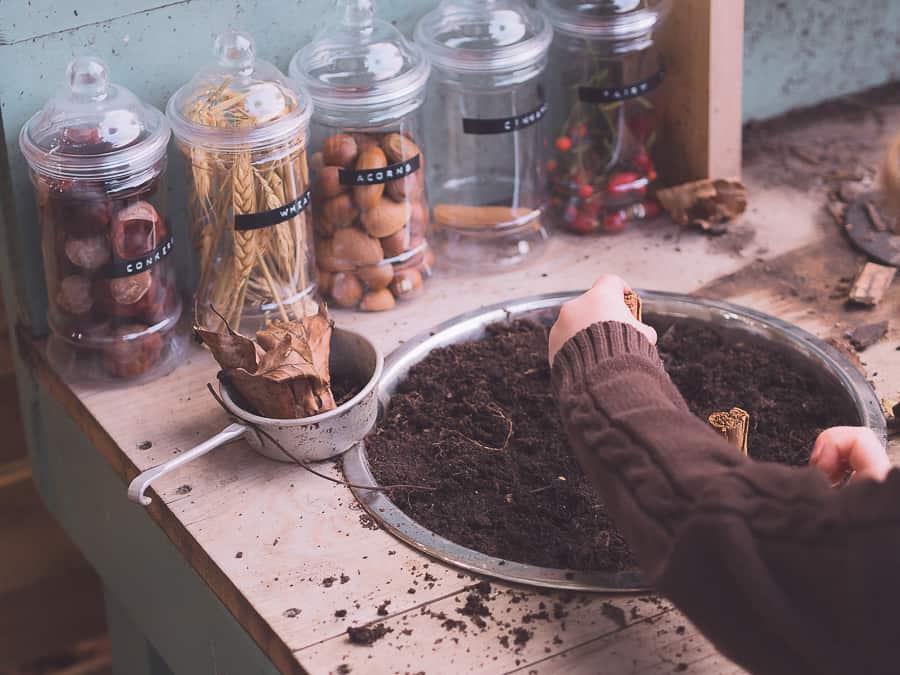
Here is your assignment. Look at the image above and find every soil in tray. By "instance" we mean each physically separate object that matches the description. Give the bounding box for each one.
[364,319,858,572]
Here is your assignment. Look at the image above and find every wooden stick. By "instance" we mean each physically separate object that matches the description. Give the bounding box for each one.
[864,201,888,233]
[624,290,642,321]
[708,407,750,454]
[848,262,896,307]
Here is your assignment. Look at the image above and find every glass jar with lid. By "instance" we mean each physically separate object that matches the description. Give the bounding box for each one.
[168,30,317,333]
[538,0,670,235]
[19,56,183,382]
[415,0,553,269]
[290,0,432,312]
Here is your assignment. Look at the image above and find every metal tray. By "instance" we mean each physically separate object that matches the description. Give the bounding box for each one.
[344,291,886,592]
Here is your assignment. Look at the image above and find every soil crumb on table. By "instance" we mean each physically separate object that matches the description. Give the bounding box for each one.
[346,623,392,646]
[366,320,856,571]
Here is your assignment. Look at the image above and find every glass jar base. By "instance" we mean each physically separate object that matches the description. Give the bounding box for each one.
[434,223,548,272]
[47,330,187,386]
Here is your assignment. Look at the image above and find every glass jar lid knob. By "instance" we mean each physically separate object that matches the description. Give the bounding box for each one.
[214,29,255,75]
[67,56,110,101]
[342,0,375,30]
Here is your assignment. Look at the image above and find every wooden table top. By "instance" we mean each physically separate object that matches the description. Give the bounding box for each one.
[21,106,900,674]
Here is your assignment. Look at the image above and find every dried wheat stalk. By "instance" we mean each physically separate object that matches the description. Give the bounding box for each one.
[181,79,313,332]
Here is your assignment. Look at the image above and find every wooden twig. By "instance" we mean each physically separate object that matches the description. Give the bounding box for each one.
[624,291,642,322]
[708,407,750,455]
[848,262,896,307]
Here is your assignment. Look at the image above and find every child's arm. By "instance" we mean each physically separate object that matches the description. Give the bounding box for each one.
[552,277,899,675]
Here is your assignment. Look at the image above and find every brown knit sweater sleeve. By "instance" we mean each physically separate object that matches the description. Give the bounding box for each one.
[552,321,900,675]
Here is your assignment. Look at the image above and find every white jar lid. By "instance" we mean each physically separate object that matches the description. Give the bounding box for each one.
[19,56,169,183]
[414,0,552,75]
[167,30,312,153]
[538,0,671,40]
[289,0,430,119]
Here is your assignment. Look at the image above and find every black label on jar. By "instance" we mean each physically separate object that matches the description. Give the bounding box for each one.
[339,154,422,186]
[105,233,174,278]
[234,190,311,232]
[462,102,548,135]
[578,70,666,104]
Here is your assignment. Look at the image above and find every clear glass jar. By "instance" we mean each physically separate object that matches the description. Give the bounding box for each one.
[539,0,670,234]
[290,0,433,312]
[416,0,553,269]
[19,56,183,382]
[168,31,317,333]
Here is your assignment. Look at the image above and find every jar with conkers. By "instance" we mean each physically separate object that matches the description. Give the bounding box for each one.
[20,56,183,382]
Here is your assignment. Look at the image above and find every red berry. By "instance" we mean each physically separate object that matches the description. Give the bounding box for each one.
[573,123,588,139]
[577,184,594,199]
[570,213,597,234]
[555,136,572,152]
[647,169,658,182]
[634,149,654,173]
[545,159,558,173]
[642,199,662,218]
[603,211,628,233]
[584,199,603,217]
[606,172,648,197]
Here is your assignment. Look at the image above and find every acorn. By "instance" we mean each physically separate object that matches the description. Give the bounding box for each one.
[322,134,358,168]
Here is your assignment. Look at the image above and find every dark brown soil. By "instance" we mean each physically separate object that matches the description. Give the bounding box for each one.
[365,319,858,572]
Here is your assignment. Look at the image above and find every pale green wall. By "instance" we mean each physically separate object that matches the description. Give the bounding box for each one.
[743,0,900,121]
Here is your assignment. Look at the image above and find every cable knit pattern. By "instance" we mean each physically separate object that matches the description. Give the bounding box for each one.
[552,321,900,675]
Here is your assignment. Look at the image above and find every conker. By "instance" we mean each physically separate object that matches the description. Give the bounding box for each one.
[57,275,93,315]
[111,201,161,259]
[102,324,164,378]
[65,235,111,271]
[109,271,152,305]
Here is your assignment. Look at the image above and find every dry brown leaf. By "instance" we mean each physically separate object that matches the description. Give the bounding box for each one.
[196,304,336,419]
[194,324,264,372]
[657,178,748,233]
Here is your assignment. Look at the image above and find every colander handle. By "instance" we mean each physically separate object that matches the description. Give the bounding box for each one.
[127,422,248,506]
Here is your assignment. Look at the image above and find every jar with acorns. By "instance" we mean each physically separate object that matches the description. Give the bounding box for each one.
[168,31,317,333]
[19,56,183,382]
[539,0,670,235]
[290,0,433,311]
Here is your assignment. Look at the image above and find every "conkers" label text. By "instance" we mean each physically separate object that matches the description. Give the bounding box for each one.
[234,190,312,232]
[106,233,174,278]
[339,154,422,186]
[578,69,665,104]
[462,101,548,135]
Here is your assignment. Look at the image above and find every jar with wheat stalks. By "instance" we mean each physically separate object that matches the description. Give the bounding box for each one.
[167,30,317,333]
[20,56,183,382]
[289,0,433,312]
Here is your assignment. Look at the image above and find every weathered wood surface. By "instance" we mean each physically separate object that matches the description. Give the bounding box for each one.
[20,133,900,672]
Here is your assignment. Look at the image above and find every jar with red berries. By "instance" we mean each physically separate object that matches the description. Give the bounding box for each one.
[538,0,669,234]
[19,56,183,382]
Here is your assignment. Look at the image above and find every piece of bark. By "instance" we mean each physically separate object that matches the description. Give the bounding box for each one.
[656,178,748,233]
[848,321,889,351]
[624,291,642,322]
[864,201,889,232]
[826,200,847,226]
[848,262,896,307]
[708,407,750,455]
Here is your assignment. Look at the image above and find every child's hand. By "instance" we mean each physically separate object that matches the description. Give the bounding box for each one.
[809,426,891,484]
[549,275,657,366]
